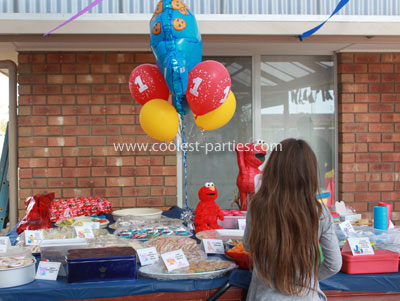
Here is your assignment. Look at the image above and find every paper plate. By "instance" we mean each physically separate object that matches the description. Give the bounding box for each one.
[112,208,162,220]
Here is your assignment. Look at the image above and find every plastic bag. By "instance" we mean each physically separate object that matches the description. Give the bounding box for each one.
[16,193,54,234]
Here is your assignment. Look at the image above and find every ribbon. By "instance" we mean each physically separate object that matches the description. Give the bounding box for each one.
[299,0,349,41]
[43,0,104,36]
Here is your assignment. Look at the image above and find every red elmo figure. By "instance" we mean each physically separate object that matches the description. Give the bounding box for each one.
[236,141,267,211]
[194,182,224,233]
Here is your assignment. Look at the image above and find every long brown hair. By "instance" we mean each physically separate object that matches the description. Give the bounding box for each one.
[248,138,322,296]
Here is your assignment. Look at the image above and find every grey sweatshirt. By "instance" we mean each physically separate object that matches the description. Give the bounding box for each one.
[243,204,342,300]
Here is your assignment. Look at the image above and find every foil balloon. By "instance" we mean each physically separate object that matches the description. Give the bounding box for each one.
[150,0,203,102]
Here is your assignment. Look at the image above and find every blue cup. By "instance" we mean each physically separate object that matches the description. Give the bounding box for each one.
[374,206,388,230]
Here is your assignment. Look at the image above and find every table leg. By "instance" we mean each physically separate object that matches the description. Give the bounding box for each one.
[207,281,231,301]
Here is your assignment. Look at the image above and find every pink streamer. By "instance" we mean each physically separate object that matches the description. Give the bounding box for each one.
[43,0,104,36]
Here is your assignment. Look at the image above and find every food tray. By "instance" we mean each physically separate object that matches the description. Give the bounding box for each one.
[138,260,236,280]
[55,216,109,229]
[196,229,244,241]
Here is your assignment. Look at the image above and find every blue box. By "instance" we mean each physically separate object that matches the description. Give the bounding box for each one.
[67,247,137,283]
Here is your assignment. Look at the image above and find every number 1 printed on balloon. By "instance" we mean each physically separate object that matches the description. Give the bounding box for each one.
[220,86,230,104]
[189,77,203,97]
[135,76,149,93]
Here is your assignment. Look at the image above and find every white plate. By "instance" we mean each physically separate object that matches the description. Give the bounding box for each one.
[112,208,162,220]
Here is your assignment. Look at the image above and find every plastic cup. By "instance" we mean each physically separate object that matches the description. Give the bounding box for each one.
[374,206,388,231]
[378,202,392,227]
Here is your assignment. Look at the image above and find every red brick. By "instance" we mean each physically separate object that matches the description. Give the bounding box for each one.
[339,53,353,63]
[48,116,76,125]
[91,64,118,73]
[62,168,91,177]
[340,104,368,113]
[32,64,60,73]
[151,187,176,196]
[354,53,380,63]
[340,93,354,103]
[48,75,75,84]
[19,169,33,179]
[62,106,90,115]
[382,54,400,63]
[341,183,368,192]
[106,157,134,166]
[120,105,140,115]
[76,74,105,84]
[382,192,400,201]
[382,74,400,82]
[383,134,400,142]
[93,187,121,197]
[18,64,31,73]
[33,147,62,157]
[32,106,61,115]
[150,166,176,176]
[106,74,129,84]
[107,53,134,63]
[382,114,400,122]
[18,116,47,126]
[356,133,381,143]
[92,85,119,94]
[18,96,46,105]
[77,157,106,166]
[136,198,163,207]
[19,53,45,63]
[355,173,381,182]
[354,94,380,103]
[32,85,60,94]
[48,158,76,167]
[136,157,164,166]
[122,187,148,197]
[92,126,120,135]
[18,107,31,115]
[120,63,139,73]
[369,83,394,93]
[339,133,355,143]
[341,84,368,93]
[61,64,89,73]
[349,203,368,212]
[19,75,46,84]
[355,74,380,83]
[91,105,119,115]
[165,156,177,165]
[76,53,105,63]
[339,173,354,183]
[369,64,394,73]
[62,85,90,94]
[63,147,92,157]
[77,116,105,125]
[340,153,355,163]
[92,167,120,177]
[340,163,368,173]
[62,188,92,198]
[121,167,149,176]
[48,137,76,147]
[340,124,367,133]
[77,178,105,187]
[19,127,32,137]
[355,153,381,162]
[106,95,133,104]
[165,176,177,186]
[47,95,75,104]
[107,177,134,187]
[135,53,156,63]
[19,158,47,168]
[340,73,354,83]
[78,137,106,146]
[136,177,163,186]
[369,124,393,132]
[340,113,354,123]
[370,163,393,172]
[18,137,47,147]
[48,178,76,188]
[106,116,135,124]
[382,173,398,181]
[121,125,145,135]
[382,153,400,161]
[20,179,47,188]
[340,143,367,153]
[77,95,105,104]
[355,113,380,123]
[369,182,394,191]
[47,53,75,63]
[369,104,394,112]
[369,143,394,152]
[34,168,61,178]
[396,104,400,112]
[63,126,90,136]
[355,192,380,202]
[19,85,31,95]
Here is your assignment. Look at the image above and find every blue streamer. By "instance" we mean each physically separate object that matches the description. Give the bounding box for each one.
[299,0,349,41]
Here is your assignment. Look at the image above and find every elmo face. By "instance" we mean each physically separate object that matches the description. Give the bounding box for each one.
[198,182,218,202]
[244,140,267,167]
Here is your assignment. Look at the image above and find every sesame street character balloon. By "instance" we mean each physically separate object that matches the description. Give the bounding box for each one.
[194,182,224,233]
[236,141,267,211]
[150,0,203,104]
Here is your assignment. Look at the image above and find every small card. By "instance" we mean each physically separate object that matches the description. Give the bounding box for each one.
[82,222,100,230]
[339,221,355,237]
[161,249,189,272]
[202,239,225,254]
[25,230,44,246]
[237,219,246,230]
[74,226,94,239]
[343,237,374,256]
[137,247,159,266]
[35,261,61,281]
[0,236,10,253]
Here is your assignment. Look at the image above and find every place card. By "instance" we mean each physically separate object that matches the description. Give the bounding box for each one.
[343,237,374,256]
[237,219,246,230]
[202,239,225,254]
[35,261,61,281]
[25,230,44,246]
[137,247,159,266]
[161,249,189,272]
[0,236,10,253]
[74,226,95,239]
[338,221,355,237]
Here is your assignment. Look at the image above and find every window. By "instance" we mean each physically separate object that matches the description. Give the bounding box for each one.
[183,55,336,209]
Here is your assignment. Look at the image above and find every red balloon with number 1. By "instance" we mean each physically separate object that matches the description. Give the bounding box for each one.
[129,64,170,106]
[186,60,231,116]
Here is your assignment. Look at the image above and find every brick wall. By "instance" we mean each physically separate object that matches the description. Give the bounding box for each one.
[338,53,400,223]
[17,52,177,217]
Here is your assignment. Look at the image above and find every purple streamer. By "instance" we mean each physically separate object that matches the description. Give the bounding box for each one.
[43,0,104,36]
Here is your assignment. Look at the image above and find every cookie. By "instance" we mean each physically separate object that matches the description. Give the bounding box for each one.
[171,0,187,10]
[152,22,162,35]
[173,18,186,31]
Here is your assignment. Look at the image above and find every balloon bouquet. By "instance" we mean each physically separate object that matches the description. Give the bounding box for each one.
[129,0,236,141]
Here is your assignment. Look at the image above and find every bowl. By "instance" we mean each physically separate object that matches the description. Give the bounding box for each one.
[0,259,36,288]
[112,208,162,220]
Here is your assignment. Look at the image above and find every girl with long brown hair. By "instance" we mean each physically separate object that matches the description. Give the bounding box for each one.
[244,138,341,300]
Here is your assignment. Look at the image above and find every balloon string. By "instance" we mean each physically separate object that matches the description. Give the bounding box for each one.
[180,113,189,209]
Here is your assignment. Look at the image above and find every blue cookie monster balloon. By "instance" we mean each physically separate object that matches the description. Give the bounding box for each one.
[150,0,203,103]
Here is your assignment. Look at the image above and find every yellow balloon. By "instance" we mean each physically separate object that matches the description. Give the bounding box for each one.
[139,99,179,141]
[195,91,236,131]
